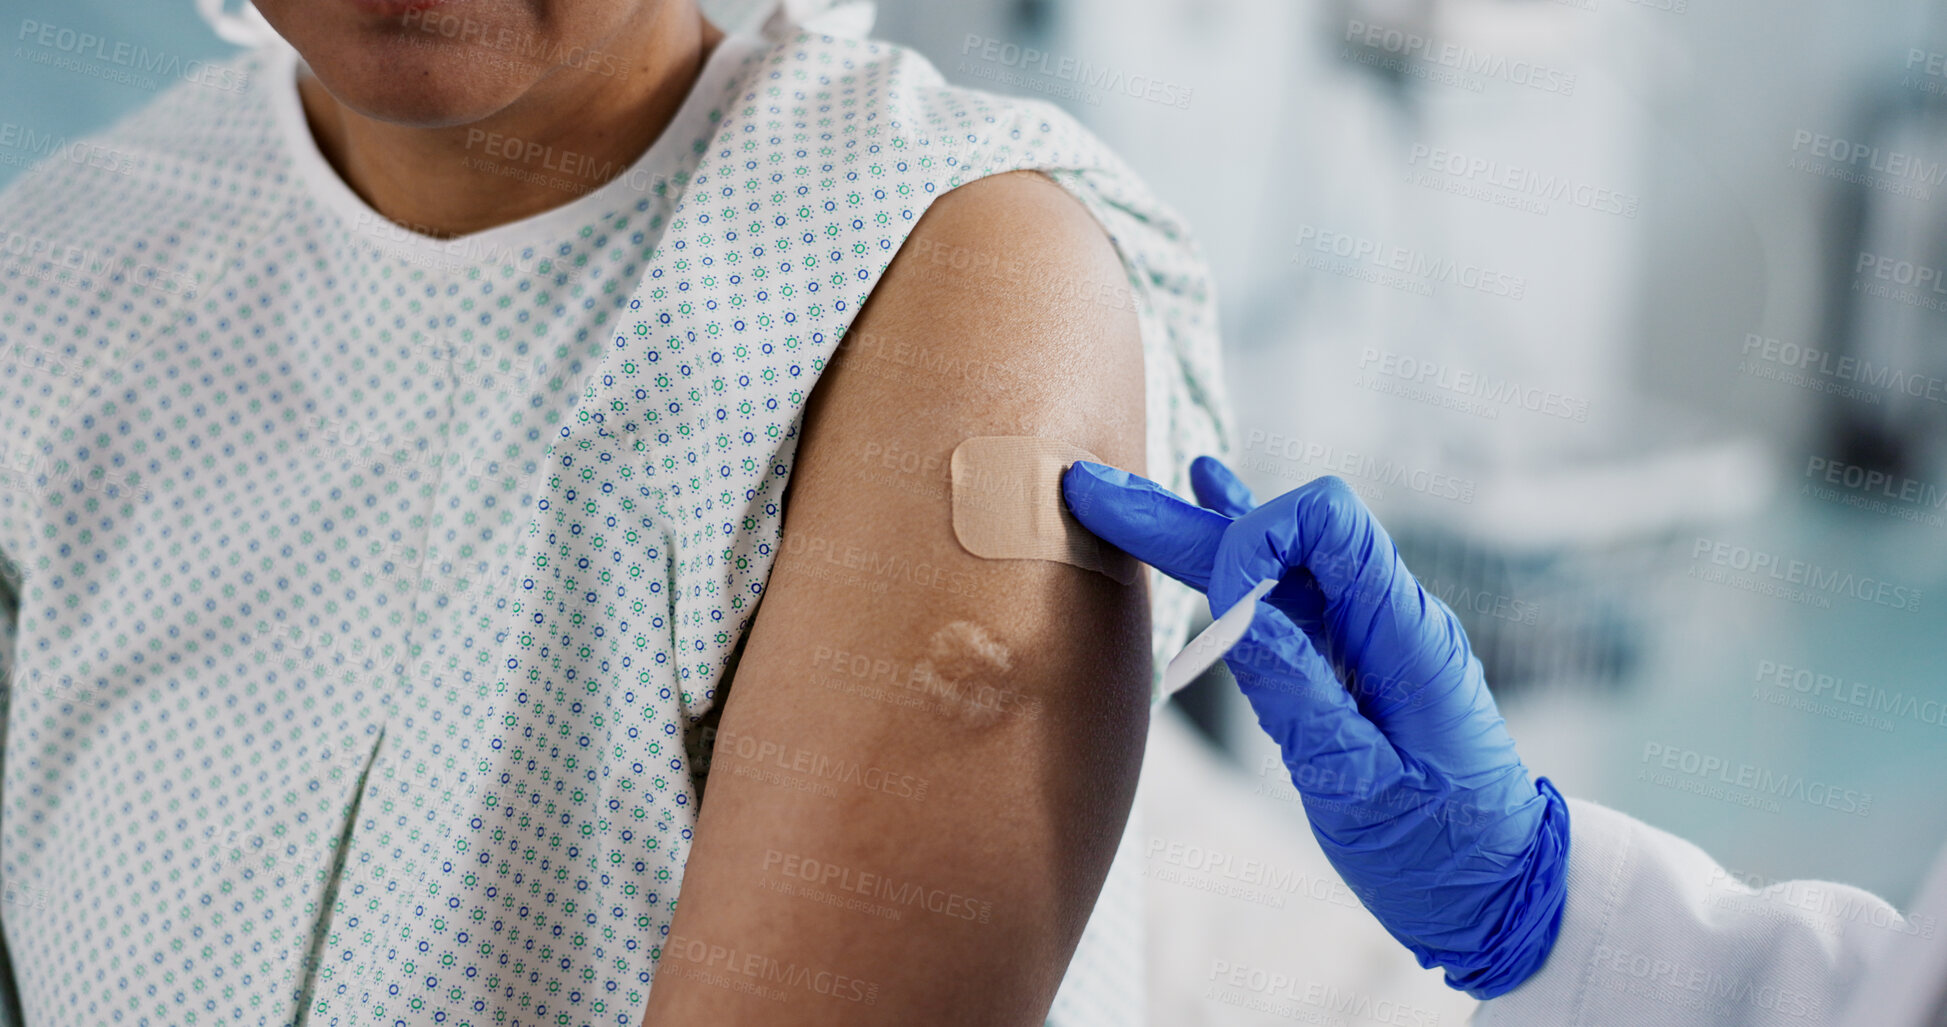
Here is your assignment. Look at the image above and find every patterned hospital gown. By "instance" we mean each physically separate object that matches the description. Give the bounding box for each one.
[0,10,1228,1027]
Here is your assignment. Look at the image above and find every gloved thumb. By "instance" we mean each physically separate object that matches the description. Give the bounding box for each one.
[1189,455,1257,518]
[1063,461,1227,593]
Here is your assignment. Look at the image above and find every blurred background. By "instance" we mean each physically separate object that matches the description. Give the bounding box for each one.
[8,0,1947,1022]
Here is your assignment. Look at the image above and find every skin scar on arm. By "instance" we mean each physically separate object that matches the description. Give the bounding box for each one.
[641,170,1152,1026]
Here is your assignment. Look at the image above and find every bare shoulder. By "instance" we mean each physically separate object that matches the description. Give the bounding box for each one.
[817,168,1146,472]
[908,167,1131,303]
[645,175,1156,1025]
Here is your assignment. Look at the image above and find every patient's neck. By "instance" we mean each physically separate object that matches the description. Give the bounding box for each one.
[297,10,724,239]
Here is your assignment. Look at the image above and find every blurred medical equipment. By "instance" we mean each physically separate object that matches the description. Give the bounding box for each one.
[1822,65,1947,484]
[1015,0,1777,711]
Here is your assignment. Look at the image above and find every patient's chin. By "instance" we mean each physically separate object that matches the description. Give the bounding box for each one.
[307,48,538,128]
[256,0,563,122]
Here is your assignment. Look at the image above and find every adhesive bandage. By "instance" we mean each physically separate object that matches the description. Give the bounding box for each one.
[948,436,1139,585]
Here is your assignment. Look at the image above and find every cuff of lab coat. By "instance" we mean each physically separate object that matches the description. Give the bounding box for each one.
[1469,796,1638,1024]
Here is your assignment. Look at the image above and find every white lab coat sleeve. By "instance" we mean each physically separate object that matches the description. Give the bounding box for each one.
[1472,797,1934,1026]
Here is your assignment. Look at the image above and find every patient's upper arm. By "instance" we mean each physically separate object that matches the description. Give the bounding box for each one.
[639,170,1151,1026]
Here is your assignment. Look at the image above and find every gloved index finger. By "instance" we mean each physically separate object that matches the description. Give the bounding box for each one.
[1062,461,1229,594]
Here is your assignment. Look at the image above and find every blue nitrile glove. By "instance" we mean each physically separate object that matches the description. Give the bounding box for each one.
[1063,456,1569,999]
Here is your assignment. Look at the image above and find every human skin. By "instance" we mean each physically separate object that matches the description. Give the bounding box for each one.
[245,4,1154,1020]
[253,0,723,238]
[641,169,1153,1025]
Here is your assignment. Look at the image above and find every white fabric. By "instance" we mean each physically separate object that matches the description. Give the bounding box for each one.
[1838,841,1947,1025]
[0,15,1227,1025]
[1476,799,1947,1025]
[193,0,280,49]
[762,0,877,39]
[1138,707,1482,1027]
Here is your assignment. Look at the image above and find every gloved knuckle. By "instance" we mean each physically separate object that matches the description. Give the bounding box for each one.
[1314,476,1364,516]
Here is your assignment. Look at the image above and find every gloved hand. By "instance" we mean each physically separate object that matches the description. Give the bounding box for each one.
[1063,456,1569,999]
